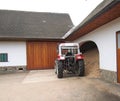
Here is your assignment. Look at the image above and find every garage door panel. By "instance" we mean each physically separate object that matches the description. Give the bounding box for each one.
[117,49,120,83]
[27,42,34,69]
[27,42,57,70]
[49,43,57,67]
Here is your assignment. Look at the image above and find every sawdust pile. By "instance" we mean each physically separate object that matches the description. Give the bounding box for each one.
[83,48,100,78]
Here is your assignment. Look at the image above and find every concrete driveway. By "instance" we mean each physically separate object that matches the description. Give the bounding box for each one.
[0,69,120,101]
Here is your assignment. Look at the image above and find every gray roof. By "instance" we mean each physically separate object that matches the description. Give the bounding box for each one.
[65,0,120,40]
[0,10,73,40]
[76,0,115,28]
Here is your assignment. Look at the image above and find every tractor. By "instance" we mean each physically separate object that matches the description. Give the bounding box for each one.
[55,43,85,78]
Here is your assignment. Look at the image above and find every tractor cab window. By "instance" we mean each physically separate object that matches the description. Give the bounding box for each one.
[61,46,78,55]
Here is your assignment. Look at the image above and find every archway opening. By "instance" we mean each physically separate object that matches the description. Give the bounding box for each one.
[80,41,100,78]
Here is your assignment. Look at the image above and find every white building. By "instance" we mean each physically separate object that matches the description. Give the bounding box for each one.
[0,10,73,70]
[66,0,120,83]
[0,0,120,83]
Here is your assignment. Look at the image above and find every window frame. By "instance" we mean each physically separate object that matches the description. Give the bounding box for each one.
[0,53,8,62]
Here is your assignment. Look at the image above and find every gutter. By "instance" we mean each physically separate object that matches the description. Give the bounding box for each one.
[62,26,75,39]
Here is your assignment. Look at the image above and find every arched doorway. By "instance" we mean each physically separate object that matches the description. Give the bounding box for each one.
[80,41,100,78]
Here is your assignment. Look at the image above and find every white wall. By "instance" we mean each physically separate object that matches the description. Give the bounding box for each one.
[74,17,120,72]
[0,41,26,66]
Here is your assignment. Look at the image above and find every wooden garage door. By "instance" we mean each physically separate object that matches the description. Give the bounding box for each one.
[27,42,58,70]
[117,49,120,83]
[117,33,120,83]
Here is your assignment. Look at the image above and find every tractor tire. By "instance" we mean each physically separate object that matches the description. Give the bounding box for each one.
[57,61,63,78]
[78,60,85,76]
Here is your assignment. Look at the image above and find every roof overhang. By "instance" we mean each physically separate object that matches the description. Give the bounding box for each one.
[0,37,64,42]
[65,0,120,41]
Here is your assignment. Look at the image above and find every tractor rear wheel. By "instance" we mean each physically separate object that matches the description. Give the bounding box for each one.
[77,60,85,76]
[57,61,63,78]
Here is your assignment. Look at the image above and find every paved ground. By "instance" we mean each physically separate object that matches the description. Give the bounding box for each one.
[0,69,120,101]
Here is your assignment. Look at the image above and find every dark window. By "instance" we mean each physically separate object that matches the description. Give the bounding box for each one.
[0,53,8,62]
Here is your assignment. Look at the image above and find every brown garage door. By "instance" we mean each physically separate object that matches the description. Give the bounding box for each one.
[117,33,120,83]
[117,49,120,83]
[27,42,58,70]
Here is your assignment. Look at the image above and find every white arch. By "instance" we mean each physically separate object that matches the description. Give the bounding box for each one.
[79,40,99,52]
[73,17,120,72]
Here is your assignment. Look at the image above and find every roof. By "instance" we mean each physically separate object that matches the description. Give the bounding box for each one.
[0,10,73,40]
[66,0,120,41]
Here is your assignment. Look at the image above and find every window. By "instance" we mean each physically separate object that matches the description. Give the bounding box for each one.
[61,46,78,55]
[0,53,8,62]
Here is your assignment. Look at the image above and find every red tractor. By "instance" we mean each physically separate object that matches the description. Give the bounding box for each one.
[55,43,85,78]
